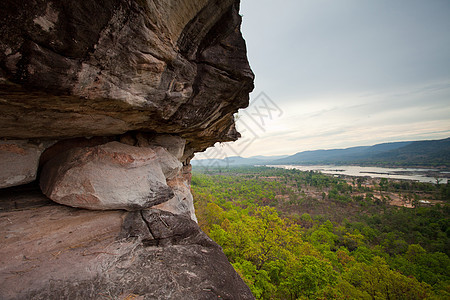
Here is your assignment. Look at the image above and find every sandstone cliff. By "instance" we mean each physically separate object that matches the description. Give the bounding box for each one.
[0,0,254,298]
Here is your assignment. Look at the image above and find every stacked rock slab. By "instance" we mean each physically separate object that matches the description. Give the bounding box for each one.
[0,0,255,215]
[0,198,254,299]
[39,141,181,211]
[0,0,255,298]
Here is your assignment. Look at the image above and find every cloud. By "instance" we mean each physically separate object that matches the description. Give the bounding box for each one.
[194,1,450,159]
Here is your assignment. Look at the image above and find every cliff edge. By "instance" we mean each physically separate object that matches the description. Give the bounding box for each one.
[0,0,254,298]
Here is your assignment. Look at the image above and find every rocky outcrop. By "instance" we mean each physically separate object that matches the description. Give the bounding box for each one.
[0,0,255,298]
[0,191,254,299]
[0,0,254,152]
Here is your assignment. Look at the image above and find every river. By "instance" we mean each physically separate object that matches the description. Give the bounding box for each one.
[269,165,449,184]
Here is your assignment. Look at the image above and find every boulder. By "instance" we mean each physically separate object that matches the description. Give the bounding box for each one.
[0,140,53,188]
[40,142,182,210]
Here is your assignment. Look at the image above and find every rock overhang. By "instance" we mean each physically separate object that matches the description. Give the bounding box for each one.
[0,0,254,154]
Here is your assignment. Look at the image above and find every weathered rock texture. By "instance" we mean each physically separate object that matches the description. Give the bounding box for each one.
[0,0,255,298]
[0,140,53,188]
[0,191,253,299]
[0,0,254,152]
[154,164,198,222]
[40,141,181,210]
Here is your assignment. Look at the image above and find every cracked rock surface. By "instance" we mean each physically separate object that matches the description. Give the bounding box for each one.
[0,190,254,299]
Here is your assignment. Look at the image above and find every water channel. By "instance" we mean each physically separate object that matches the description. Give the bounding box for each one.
[269,165,449,184]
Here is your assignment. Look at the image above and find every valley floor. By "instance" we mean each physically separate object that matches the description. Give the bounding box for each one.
[192,166,450,299]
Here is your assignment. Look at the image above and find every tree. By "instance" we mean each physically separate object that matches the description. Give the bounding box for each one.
[345,257,431,299]
[233,260,275,299]
[300,213,314,228]
[309,221,338,251]
[405,244,426,262]
[279,255,337,299]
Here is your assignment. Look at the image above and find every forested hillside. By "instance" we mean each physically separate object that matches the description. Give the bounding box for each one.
[192,138,450,168]
[271,137,450,167]
[369,138,450,166]
[192,166,450,299]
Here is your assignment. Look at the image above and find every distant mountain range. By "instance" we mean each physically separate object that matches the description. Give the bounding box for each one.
[192,137,450,168]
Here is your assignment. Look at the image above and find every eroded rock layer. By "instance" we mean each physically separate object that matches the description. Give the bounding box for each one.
[0,0,254,298]
[0,0,254,152]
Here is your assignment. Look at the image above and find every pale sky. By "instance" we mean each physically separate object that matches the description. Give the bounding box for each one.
[195,0,450,160]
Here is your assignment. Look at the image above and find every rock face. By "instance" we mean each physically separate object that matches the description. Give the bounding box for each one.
[0,140,52,188]
[154,164,198,222]
[40,141,181,210]
[0,0,255,298]
[0,191,254,299]
[0,0,254,152]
